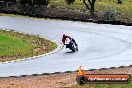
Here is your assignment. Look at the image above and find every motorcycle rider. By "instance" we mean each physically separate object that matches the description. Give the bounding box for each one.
[62,34,78,47]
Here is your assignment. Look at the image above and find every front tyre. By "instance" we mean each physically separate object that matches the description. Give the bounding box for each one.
[76,46,78,51]
[72,48,75,52]
[71,45,75,52]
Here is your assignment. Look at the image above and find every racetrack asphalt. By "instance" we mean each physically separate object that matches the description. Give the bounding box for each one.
[0,16,132,77]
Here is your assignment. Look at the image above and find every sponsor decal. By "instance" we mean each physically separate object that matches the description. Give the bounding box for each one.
[76,66,131,84]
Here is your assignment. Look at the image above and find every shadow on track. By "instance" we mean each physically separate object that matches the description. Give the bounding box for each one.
[66,51,74,53]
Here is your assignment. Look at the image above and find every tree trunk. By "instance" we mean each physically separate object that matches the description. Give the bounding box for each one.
[90,3,94,17]
[90,0,96,18]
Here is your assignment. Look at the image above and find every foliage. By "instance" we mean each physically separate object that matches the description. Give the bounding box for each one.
[66,0,75,4]
[0,0,50,6]
[20,0,50,5]
[117,0,123,4]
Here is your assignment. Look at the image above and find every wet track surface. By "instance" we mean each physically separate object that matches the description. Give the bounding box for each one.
[0,16,132,77]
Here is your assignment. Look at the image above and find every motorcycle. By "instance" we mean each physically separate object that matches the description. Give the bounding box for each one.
[64,38,78,52]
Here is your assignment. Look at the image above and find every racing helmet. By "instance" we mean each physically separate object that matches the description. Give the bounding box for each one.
[63,34,66,37]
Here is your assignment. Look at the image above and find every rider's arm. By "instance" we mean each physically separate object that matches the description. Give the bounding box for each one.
[62,37,65,44]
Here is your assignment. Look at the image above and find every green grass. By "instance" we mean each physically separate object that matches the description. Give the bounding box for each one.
[71,75,132,88]
[0,29,57,62]
[0,33,32,56]
[50,0,132,13]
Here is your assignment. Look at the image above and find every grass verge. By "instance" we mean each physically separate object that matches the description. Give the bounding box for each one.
[0,29,57,62]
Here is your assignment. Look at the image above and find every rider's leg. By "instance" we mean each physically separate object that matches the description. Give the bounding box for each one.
[71,38,78,51]
[72,38,78,46]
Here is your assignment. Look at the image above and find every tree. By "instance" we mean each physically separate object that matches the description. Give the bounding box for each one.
[20,0,33,5]
[0,0,16,3]
[34,0,50,5]
[66,0,122,17]
[82,0,96,17]
[66,0,96,17]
